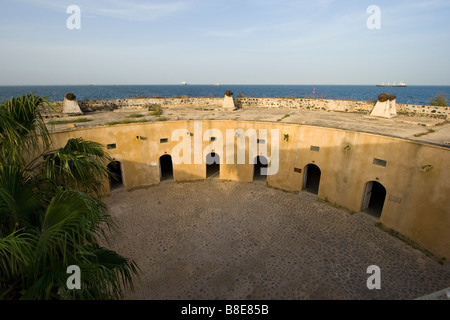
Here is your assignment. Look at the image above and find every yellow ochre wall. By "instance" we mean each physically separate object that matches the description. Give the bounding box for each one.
[50,120,450,260]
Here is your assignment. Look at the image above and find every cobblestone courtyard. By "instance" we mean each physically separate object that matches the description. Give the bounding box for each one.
[102,179,450,300]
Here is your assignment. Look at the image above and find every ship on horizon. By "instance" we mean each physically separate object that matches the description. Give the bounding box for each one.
[376,81,407,87]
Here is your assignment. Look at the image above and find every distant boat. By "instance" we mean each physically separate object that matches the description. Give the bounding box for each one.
[213,83,219,86]
[181,81,188,85]
[377,81,407,87]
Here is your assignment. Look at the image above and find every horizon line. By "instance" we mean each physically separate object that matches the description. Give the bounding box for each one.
[2,83,450,87]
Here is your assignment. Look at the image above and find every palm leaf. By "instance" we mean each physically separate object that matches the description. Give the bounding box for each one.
[41,138,113,196]
[57,245,141,300]
[0,230,36,283]
[0,93,51,166]
[0,164,42,233]
[0,94,139,300]
[40,188,111,247]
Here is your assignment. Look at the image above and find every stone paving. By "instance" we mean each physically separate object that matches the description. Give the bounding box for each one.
[101,179,450,300]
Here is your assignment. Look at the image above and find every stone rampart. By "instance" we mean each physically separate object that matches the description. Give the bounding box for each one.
[54,96,448,119]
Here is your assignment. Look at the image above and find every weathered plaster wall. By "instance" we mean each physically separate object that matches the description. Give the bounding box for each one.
[54,97,449,119]
[49,120,450,260]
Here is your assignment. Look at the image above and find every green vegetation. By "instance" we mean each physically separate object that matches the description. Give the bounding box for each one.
[0,93,140,299]
[48,118,92,125]
[127,113,144,118]
[428,94,448,106]
[105,118,148,126]
[148,104,162,116]
[156,116,168,121]
[277,114,290,121]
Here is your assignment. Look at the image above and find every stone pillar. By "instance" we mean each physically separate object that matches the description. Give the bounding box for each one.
[370,93,397,118]
[63,93,83,115]
[222,90,237,110]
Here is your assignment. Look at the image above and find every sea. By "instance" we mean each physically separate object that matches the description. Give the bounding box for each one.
[1,85,449,106]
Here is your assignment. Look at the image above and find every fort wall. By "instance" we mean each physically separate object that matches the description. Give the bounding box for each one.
[57,97,450,119]
[49,120,450,260]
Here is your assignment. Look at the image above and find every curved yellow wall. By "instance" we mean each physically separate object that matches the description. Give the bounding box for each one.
[50,120,450,260]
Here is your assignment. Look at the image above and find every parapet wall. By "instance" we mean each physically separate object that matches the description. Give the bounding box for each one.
[58,97,448,119]
[76,97,223,112]
[238,97,449,119]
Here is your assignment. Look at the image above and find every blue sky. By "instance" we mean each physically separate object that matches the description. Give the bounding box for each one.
[1,0,449,85]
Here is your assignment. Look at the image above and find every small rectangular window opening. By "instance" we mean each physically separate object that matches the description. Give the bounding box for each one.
[257,139,266,144]
[389,195,401,203]
[107,143,117,150]
[373,158,387,167]
[210,137,216,141]
[310,146,320,152]
[160,138,169,143]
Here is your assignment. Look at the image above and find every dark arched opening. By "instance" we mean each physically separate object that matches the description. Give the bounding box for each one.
[303,164,321,195]
[206,152,220,178]
[254,156,268,181]
[159,154,173,181]
[107,161,123,189]
[362,181,386,218]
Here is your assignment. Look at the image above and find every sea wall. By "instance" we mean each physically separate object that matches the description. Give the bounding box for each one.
[236,97,449,119]
[55,96,449,119]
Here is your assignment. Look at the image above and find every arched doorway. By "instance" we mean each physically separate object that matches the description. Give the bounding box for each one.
[206,152,220,178]
[303,164,321,195]
[107,161,123,189]
[254,156,268,181]
[362,181,386,218]
[159,154,173,181]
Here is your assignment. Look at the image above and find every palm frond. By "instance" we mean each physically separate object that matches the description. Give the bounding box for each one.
[0,93,51,166]
[41,138,113,196]
[0,94,139,300]
[0,164,42,232]
[0,230,36,278]
[57,245,141,300]
[39,188,114,255]
[0,230,37,298]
